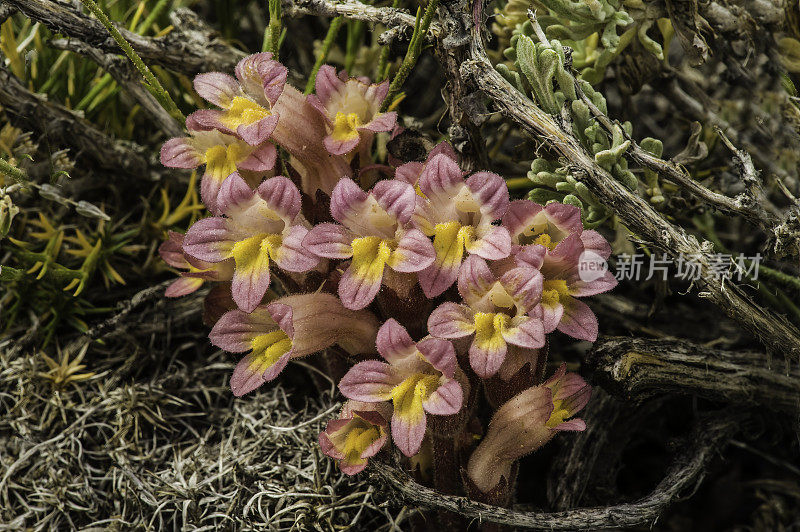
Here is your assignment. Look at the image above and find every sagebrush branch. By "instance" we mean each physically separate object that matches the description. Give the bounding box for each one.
[587,336,800,413]
[6,0,245,75]
[374,414,740,529]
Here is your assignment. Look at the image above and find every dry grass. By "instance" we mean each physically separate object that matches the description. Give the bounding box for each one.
[0,295,413,531]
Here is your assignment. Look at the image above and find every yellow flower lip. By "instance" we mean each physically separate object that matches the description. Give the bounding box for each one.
[331,111,363,142]
[221,96,272,130]
[541,279,570,306]
[248,330,293,374]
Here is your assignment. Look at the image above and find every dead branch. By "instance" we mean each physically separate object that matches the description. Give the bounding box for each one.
[587,336,800,413]
[574,83,783,239]
[283,0,440,36]
[456,0,800,360]
[373,413,740,529]
[6,1,245,75]
[546,391,666,510]
[0,55,148,177]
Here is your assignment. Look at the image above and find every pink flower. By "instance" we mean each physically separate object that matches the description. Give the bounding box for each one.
[318,400,392,475]
[307,66,397,157]
[303,178,435,310]
[466,364,591,493]
[158,231,233,297]
[503,200,611,258]
[338,319,464,456]
[413,153,512,298]
[428,255,545,378]
[209,293,380,396]
[160,124,276,214]
[182,172,318,312]
[514,233,617,341]
[189,52,286,146]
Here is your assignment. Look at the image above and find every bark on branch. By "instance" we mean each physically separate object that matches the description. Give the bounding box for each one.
[6,0,245,76]
[587,336,800,412]
[373,414,740,529]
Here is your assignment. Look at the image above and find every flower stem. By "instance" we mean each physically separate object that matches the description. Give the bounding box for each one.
[379,0,440,112]
[304,17,344,95]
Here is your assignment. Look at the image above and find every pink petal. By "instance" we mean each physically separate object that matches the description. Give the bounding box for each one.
[217,172,256,214]
[237,114,279,146]
[371,179,416,225]
[231,262,271,314]
[256,176,302,221]
[375,319,417,364]
[164,276,203,297]
[416,337,457,378]
[230,351,291,396]
[390,229,435,273]
[272,225,319,272]
[418,259,461,299]
[159,231,189,268]
[186,109,229,134]
[193,72,240,107]
[418,153,464,212]
[422,378,463,415]
[554,418,587,432]
[557,297,598,341]
[324,134,361,156]
[237,142,277,172]
[395,162,424,185]
[544,202,583,235]
[200,173,224,215]
[466,171,509,220]
[160,138,201,169]
[428,302,475,339]
[391,410,427,457]
[318,428,345,460]
[427,142,457,161]
[457,255,496,307]
[209,307,275,352]
[360,111,397,133]
[500,266,543,313]
[235,52,287,105]
[469,334,507,379]
[467,225,511,260]
[580,230,612,259]
[314,65,345,105]
[540,302,564,334]
[330,178,369,228]
[514,244,546,270]
[502,316,545,349]
[571,270,618,297]
[183,217,234,263]
[338,261,383,310]
[303,223,354,259]
[502,200,543,240]
[339,360,397,402]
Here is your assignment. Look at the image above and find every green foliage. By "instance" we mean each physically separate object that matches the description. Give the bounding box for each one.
[494,1,673,85]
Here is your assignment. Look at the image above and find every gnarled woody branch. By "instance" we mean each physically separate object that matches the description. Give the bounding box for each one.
[457,0,800,360]
[587,336,800,412]
[6,0,245,76]
[373,414,740,529]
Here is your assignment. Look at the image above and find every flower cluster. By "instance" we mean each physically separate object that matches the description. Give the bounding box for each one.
[159,53,615,495]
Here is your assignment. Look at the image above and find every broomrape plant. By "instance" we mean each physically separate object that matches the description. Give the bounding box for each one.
[159,52,615,496]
